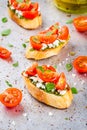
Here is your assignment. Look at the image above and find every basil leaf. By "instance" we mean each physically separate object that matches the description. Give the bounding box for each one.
[30,48,35,51]
[46,31,53,36]
[69,51,76,56]
[16,0,23,3]
[22,43,26,48]
[54,65,57,69]
[37,66,44,73]
[2,17,8,23]
[46,82,55,92]
[65,118,69,120]
[66,63,73,71]
[66,19,73,24]
[5,80,12,87]
[54,24,59,29]
[12,61,19,67]
[71,87,78,94]
[1,29,11,36]
[32,36,40,43]
[8,44,13,47]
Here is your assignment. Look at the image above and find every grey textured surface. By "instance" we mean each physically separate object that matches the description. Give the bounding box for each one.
[0,0,87,130]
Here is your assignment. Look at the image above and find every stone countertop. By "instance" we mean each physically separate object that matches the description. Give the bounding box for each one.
[0,0,87,130]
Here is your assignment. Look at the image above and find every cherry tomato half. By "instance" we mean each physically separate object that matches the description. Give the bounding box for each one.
[73,16,87,32]
[0,46,11,59]
[38,34,57,44]
[37,66,59,83]
[38,23,59,44]
[0,88,22,108]
[58,26,69,40]
[73,56,87,73]
[22,10,38,19]
[16,2,30,11]
[30,36,42,50]
[26,62,38,76]
[11,1,39,19]
[55,72,66,90]
[41,65,56,72]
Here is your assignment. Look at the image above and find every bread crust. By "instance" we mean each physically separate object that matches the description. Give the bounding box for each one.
[25,39,69,60]
[8,7,42,29]
[22,74,73,109]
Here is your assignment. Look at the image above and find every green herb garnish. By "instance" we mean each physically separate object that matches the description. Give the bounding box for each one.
[8,44,13,47]
[2,17,8,23]
[46,31,53,36]
[71,87,78,94]
[22,43,26,48]
[16,0,23,3]
[46,82,55,92]
[37,66,44,73]
[12,61,19,67]
[65,118,69,120]
[5,80,12,87]
[30,48,35,51]
[1,29,11,36]
[54,24,59,29]
[69,51,76,56]
[54,65,57,69]
[66,19,73,24]
[66,63,73,71]
[32,36,40,43]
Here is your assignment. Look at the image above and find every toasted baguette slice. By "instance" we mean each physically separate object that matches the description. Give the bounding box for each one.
[22,73,73,109]
[25,38,69,60]
[8,7,42,29]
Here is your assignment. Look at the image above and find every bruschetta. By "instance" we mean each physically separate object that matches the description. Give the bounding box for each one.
[22,63,73,109]
[7,0,42,29]
[25,23,70,60]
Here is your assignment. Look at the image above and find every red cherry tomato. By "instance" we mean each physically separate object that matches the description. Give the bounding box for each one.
[30,36,42,50]
[0,88,22,108]
[73,16,87,32]
[26,62,38,76]
[16,2,30,11]
[55,72,66,90]
[73,56,87,73]
[42,65,56,72]
[38,34,57,44]
[58,26,69,40]
[11,1,39,19]
[0,46,11,59]
[22,10,38,19]
[38,23,59,44]
[37,66,59,83]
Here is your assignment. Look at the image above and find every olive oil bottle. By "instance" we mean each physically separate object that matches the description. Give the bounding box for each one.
[54,0,87,13]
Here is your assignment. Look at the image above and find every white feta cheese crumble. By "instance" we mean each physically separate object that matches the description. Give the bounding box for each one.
[48,43,54,48]
[72,73,76,78]
[23,72,28,77]
[58,90,66,95]
[49,112,53,116]
[15,10,23,18]
[59,39,66,43]
[23,113,27,117]
[36,82,45,89]
[29,76,38,82]
[41,43,48,50]
[11,121,16,126]
[53,40,59,47]
[37,77,43,83]
[10,5,15,10]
